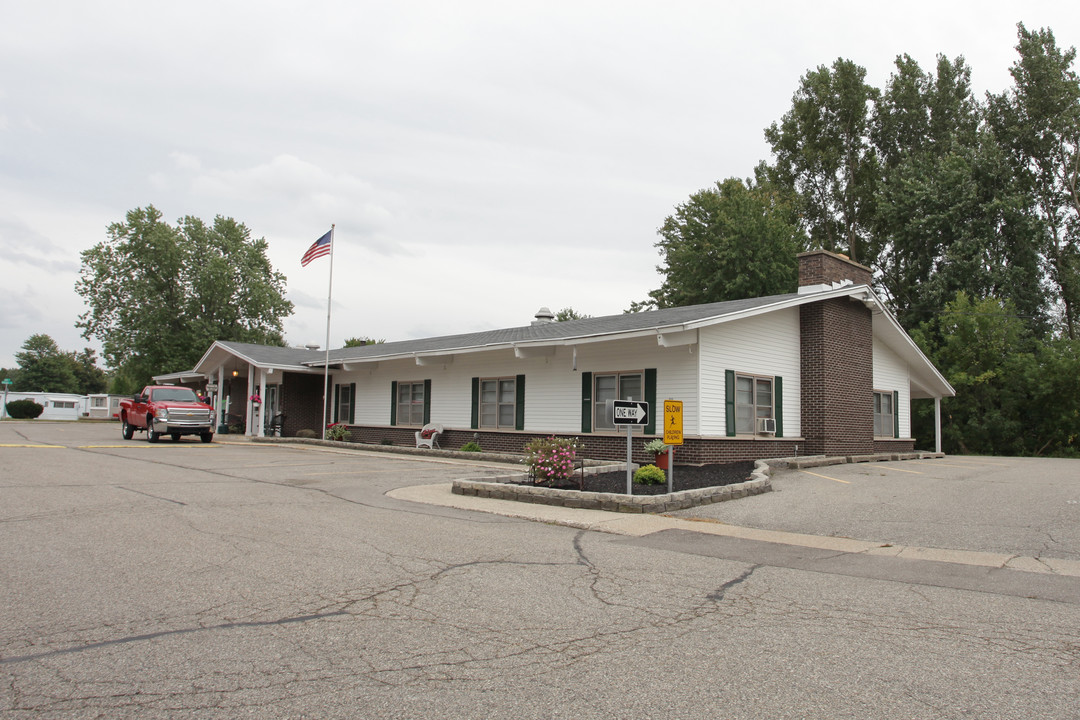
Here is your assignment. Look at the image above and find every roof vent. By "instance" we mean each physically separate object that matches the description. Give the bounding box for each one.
[532,306,555,325]
[305,344,320,351]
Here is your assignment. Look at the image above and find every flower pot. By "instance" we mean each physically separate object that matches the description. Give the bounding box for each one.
[654,451,671,470]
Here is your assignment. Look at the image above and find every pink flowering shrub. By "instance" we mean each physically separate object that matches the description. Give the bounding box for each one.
[524,436,580,485]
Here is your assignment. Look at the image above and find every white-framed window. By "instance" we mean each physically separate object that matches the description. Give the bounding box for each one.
[874,390,894,438]
[480,377,516,429]
[53,401,77,409]
[396,381,425,426]
[91,396,107,408]
[593,371,643,431]
[735,374,773,434]
[337,384,352,424]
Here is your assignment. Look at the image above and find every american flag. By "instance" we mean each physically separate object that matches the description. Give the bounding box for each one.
[301,230,332,266]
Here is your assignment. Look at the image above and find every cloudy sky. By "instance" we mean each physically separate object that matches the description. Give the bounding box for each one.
[2,1,1078,371]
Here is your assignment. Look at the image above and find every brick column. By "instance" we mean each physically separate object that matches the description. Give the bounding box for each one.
[800,297,874,456]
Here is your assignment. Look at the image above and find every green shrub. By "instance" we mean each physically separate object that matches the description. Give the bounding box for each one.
[5,400,44,419]
[460,441,482,452]
[295,428,318,439]
[634,464,666,485]
[380,438,394,445]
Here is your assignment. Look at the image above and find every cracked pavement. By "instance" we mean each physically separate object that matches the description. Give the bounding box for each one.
[2,423,1079,719]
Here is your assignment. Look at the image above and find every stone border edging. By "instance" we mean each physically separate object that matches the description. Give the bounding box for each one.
[451,458,775,513]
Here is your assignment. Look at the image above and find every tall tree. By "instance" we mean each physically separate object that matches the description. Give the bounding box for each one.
[76,206,294,387]
[640,177,806,310]
[70,348,108,395]
[764,58,880,265]
[14,334,77,393]
[871,54,1047,332]
[988,24,1080,338]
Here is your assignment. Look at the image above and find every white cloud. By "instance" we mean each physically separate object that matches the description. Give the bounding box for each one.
[1,0,1079,370]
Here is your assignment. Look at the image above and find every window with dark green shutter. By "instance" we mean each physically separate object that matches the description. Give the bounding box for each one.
[590,370,649,432]
[729,370,779,435]
[477,376,518,429]
[394,381,426,425]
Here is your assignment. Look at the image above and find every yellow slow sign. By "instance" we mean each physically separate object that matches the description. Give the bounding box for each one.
[663,400,684,445]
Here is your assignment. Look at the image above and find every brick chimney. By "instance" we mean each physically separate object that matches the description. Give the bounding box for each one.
[798,249,875,456]
[798,250,872,290]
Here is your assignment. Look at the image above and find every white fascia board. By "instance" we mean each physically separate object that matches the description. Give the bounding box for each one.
[415,354,455,366]
[513,345,557,358]
[656,329,698,347]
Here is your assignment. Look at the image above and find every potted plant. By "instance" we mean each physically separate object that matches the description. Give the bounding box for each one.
[644,438,672,470]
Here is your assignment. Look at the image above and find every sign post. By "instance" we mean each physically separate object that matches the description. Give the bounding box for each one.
[663,400,684,493]
[612,400,649,493]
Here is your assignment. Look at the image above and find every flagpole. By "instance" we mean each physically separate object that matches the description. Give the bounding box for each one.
[320,224,335,440]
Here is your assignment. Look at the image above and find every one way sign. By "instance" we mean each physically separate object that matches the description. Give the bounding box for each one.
[612,400,650,425]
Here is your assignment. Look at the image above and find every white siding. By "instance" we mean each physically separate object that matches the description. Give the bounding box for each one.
[873,337,912,438]
[698,308,802,437]
[330,336,699,435]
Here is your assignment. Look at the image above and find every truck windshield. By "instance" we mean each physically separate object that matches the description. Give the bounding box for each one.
[152,388,199,402]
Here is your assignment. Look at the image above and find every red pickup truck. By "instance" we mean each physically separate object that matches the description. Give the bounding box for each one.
[119,385,215,443]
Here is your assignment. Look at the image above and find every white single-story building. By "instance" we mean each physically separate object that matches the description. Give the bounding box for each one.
[3,391,89,421]
[190,251,954,463]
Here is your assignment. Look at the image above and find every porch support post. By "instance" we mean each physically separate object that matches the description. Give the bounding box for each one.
[934,396,942,454]
[217,366,225,428]
[246,368,255,436]
[258,370,267,437]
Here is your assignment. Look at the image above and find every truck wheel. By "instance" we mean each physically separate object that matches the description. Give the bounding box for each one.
[171,433,181,442]
[146,417,160,443]
[200,432,213,444]
[122,420,135,440]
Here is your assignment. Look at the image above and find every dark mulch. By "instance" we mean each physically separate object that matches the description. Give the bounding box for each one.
[524,461,756,495]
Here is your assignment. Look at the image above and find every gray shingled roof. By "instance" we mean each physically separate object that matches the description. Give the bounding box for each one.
[324,293,802,363]
[214,341,326,367]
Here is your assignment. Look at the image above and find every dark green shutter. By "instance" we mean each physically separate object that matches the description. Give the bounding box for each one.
[773,376,783,438]
[581,372,592,433]
[893,390,900,439]
[644,368,657,435]
[333,384,341,423]
[470,377,479,429]
[349,383,356,424]
[390,381,397,426]
[515,374,526,431]
[725,370,736,437]
[423,379,432,425]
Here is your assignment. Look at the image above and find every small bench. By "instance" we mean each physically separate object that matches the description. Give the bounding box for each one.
[415,423,444,449]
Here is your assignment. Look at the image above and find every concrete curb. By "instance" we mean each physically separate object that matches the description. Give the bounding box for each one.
[387,482,1080,578]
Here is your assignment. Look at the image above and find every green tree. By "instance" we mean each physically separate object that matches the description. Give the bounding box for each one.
[764,58,880,265]
[76,206,293,387]
[554,308,591,321]
[14,334,78,393]
[987,24,1080,338]
[870,54,1047,332]
[640,177,806,310]
[70,348,108,395]
[343,336,386,347]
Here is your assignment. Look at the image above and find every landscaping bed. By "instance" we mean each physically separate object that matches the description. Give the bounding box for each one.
[529,461,756,495]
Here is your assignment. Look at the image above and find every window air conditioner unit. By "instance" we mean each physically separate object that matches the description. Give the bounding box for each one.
[757,418,777,435]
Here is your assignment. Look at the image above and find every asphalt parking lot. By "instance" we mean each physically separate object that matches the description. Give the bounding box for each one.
[3,421,1080,719]
[668,454,1080,561]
